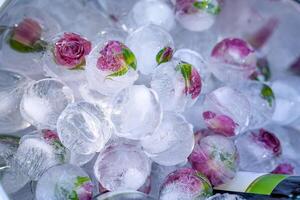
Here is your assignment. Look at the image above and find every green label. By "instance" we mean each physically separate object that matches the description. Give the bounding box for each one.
[246,174,288,195]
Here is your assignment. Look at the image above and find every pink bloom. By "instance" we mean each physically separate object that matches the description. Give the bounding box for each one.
[77,182,93,200]
[252,129,282,157]
[97,40,126,72]
[54,33,92,68]
[211,38,255,67]
[161,168,212,196]
[175,0,198,14]
[42,129,59,141]
[186,68,202,99]
[271,163,294,175]
[12,18,42,47]
[202,111,237,137]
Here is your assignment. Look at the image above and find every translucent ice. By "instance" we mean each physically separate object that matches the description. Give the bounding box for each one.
[207,193,246,200]
[94,142,152,191]
[174,0,220,32]
[173,49,211,94]
[235,128,281,173]
[0,6,61,78]
[209,38,257,84]
[0,69,30,133]
[237,81,275,129]
[141,112,194,166]
[189,134,239,186]
[202,86,251,137]
[97,191,155,200]
[127,0,175,31]
[126,24,174,75]
[0,135,19,170]
[57,101,113,155]
[151,59,202,112]
[36,164,94,200]
[20,78,74,129]
[270,76,300,125]
[111,85,162,140]
[159,168,213,200]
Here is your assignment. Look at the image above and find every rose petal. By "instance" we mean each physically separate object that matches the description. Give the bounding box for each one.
[202,111,237,137]
[271,163,294,175]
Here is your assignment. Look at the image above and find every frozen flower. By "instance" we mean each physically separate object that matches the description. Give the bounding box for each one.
[252,129,282,157]
[202,111,237,137]
[156,46,174,65]
[54,32,91,69]
[188,134,238,186]
[211,38,256,68]
[177,61,202,99]
[97,40,137,77]
[271,163,294,175]
[160,168,212,200]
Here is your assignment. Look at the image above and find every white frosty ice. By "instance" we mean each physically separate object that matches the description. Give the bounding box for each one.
[20,78,74,129]
[57,101,113,155]
[110,85,162,140]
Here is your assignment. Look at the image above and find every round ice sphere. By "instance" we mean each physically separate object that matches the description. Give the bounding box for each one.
[271,77,300,125]
[10,130,69,181]
[96,191,155,200]
[238,81,275,129]
[43,32,92,82]
[188,134,239,186]
[20,78,74,129]
[202,86,251,137]
[141,112,194,166]
[57,101,113,155]
[86,40,138,96]
[127,0,175,31]
[236,128,281,173]
[126,24,174,75]
[209,38,257,84]
[159,168,213,200]
[111,85,162,140]
[151,59,202,112]
[175,0,220,32]
[0,6,61,78]
[94,142,152,191]
[173,49,211,94]
[0,70,30,133]
[36,164,94,200]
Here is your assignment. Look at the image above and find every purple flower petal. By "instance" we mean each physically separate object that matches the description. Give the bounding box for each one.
[202,111,237,137]
[271,163,294,175]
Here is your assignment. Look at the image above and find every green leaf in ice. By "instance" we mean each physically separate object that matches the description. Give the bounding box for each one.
[261,84,275,107]
[122,47,137,70]
[9,37,47,53]
[74,176,91,188]
[106,65,129,78]
[193,0,221,15]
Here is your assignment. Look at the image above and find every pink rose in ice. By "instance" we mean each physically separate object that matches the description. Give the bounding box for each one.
[42,129,60,141]
[252,129,282,157]
[202,111,237,137]
[97,40,137,77]
[175,0,198,14]
[211,38,256,68]
[271,163,294,175]
[54,33,92,69]
[12,18,42,47]
[160,168,212,200]
[76,181,93,200]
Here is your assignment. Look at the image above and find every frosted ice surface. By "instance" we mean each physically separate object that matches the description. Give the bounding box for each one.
[57,101,113,155]
[126,24,174,75]
[141,112,194,166]
[0,70,30,133]
[127,0,175,31]
[20,78,74,129]
[111,85,162,140]
[94,142,152,191]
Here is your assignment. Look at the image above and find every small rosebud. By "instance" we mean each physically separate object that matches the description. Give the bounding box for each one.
[156,46,174,65]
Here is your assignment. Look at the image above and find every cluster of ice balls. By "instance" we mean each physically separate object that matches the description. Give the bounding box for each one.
[1,0,300,200]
